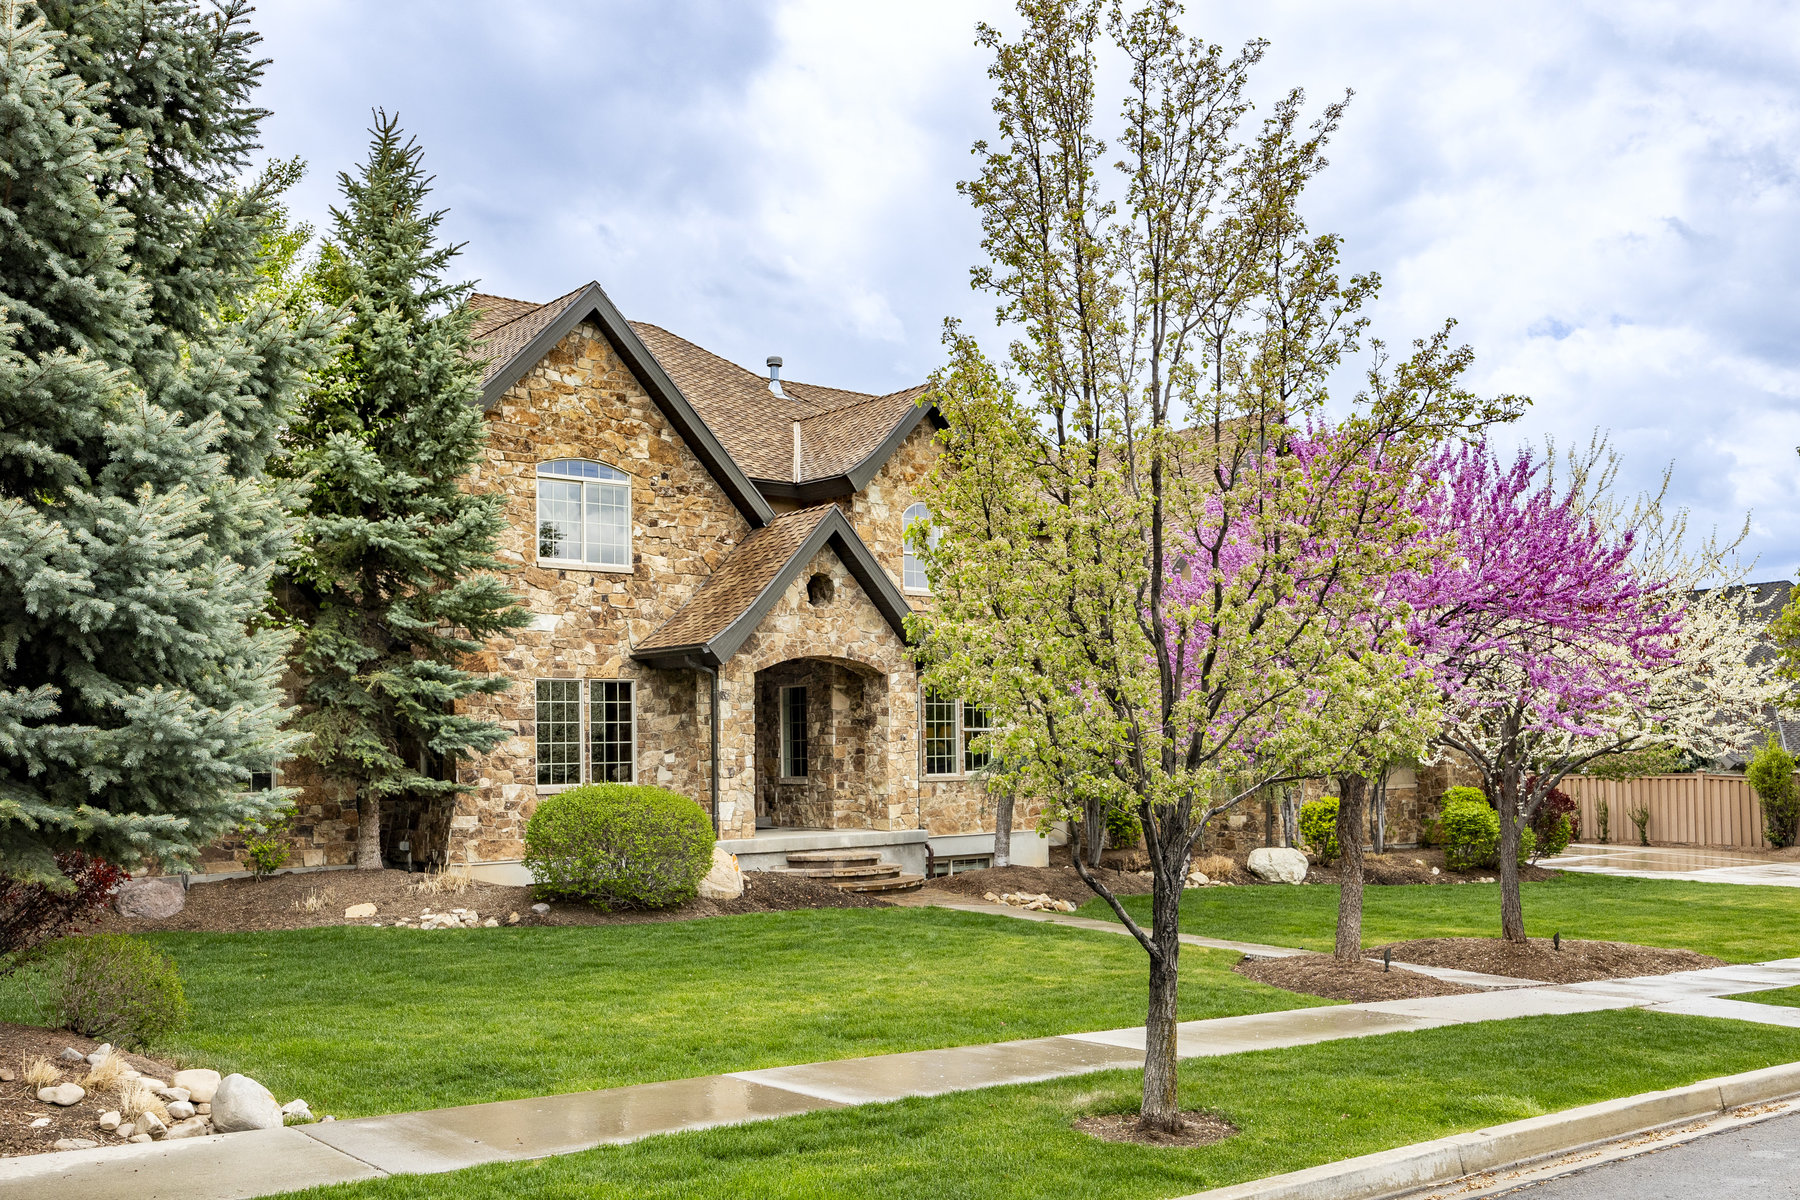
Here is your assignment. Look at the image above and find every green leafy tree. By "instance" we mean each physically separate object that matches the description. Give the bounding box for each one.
[288,113,529,870]
[0,0,327,884]
[1746,739,1799,849]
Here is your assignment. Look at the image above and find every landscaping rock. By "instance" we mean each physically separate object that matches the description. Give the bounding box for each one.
[53,1138,98,1151]
[697,846,744,900]
[531,902,549,914]
[507,911,520,925]
[129,1133,152,1144]
[59,1047,84,1063]
[1247,847,1309,884]
[99,1110,121,1131]
[38,1083,84,1106]
[86,1043,114,1066]
[482,917,498,927]
[28,1118,50,1129]
[165,1117,210,1139]
[211,1073,283,1132]
[281,1098,313,1123]
[115,875,186,919]
[173,1068,221,1103]
[0,1067,13,1081]
[155,1085,191,1102]
[116,1123,134,1138]
[138,1111,166,1139]
[196,1103,210,1115]
[166,1100,196,1121]
[344,902,377,919]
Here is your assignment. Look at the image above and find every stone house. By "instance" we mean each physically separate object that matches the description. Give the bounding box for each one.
[212,281,1042,884]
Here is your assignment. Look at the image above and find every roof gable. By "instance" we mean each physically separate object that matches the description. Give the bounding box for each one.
[632,505,913,668]
[471,284,776,528]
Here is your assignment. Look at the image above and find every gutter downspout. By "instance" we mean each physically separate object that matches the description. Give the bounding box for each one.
[702,663,721,838]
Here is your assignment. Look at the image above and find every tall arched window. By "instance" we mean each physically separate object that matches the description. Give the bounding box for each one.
[537,459,631,569]
[903,502,934,592]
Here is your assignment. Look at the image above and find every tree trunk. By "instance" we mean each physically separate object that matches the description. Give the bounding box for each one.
[356,790,383,871]
[1280,791,1298,847]
[1138,872,1184,1133]
[993,788,1014,868]
[1334,775,1367,962]
[1497,800,1526,942]
[1264,796,1275,847]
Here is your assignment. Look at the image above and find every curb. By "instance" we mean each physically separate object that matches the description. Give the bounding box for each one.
[1177,1060,1800,1200]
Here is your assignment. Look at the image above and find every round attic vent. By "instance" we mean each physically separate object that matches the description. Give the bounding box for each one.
[807,574,835,606]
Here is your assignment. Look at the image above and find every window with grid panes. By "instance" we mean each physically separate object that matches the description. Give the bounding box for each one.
[962,702,993,773]
[536,460,630,568]
[923,690,958,776]
[535,680,583,785]
[590,680,635,783]
[781,686,808,778]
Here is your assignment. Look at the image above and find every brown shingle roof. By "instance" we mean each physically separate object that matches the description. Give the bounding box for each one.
[466,286,936,495]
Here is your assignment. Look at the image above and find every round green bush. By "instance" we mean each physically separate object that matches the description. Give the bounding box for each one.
[1442,786,1488,807]
[1441,797,1536,872]
[1299,798,1340,864]
[50,934,188,1049]
[524,784,715,910]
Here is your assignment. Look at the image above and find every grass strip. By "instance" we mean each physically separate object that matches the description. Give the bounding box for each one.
[1732,985,1800,1009]
[0,907,1320,1117]
[1083,873,1800,963]
[280,1009,1800,1200]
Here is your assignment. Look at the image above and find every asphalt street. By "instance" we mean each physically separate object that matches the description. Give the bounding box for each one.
[1492,1111,1800,1198]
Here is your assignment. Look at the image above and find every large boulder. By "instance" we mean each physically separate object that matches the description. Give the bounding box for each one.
[1246,847,1309,885]
[114,876,186,919]
[172,1069,221,1103]
[211,1073,282,1132]
[696,846,743,901]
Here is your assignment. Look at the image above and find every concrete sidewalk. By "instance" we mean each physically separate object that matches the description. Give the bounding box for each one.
[1554,843,1800,887]
[9,943,1800,1199]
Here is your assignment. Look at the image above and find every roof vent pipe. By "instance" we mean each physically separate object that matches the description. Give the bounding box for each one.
[766,356,786,398]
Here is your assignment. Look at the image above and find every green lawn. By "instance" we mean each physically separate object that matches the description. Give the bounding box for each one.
[0,907,1320,1117]
[1734,986,1800,1008]
[284,1009,1800,1200]
[1083,873,1800,962]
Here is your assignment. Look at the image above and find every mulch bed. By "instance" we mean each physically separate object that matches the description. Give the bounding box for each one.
[920,864,1153,908]
[0,1024,182,1158]
[1234,953,1477,1002]
[94,868,885,935]
[1378,936,1724,983]
[1304,849,1562,886]
[1073,1109,1238,1148]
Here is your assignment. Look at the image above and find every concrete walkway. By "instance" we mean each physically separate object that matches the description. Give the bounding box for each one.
[9,943,1800,1198]
[1554,843,1800,887]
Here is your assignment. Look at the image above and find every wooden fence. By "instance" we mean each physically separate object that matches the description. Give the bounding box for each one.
[1559,773,1772,850]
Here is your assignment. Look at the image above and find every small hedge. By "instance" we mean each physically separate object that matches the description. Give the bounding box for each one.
[1299,798,1340,865]
[51,934,188,1049]
[524,784,715,910]
[1441,794,1536,872]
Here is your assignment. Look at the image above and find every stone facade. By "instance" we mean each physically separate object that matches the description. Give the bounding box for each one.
[1199,755,1485,856]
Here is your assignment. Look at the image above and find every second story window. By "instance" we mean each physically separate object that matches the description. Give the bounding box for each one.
[903,502,934,592]
[537,459,630,570]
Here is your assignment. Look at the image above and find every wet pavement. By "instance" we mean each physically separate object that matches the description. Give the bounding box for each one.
[1486,1108,1800,1198]
[1554,844,1800,887]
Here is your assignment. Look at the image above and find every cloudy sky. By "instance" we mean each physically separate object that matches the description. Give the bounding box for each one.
[252,0,1800,576]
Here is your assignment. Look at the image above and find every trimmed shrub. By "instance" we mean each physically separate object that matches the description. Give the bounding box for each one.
[524,784,715,910]
[1103,800,1143,850]
[1748,739,1800,849]
[50,934,188,1048]
[1527,778,1577,859]
[1299,798,1340,864]
[1442,786,1487,807]
[1441,796,1536,871]
[243,822,292,879]
[0,853,129,963]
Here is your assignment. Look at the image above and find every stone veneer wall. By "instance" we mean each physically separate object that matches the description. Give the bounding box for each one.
[1200,755,1486,856]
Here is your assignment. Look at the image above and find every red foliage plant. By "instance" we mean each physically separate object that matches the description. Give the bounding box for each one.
[0,852,129,960]
[1526,775,1578,856]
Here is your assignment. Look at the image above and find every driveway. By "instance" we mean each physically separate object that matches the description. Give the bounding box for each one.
[1490,1109,1800,1197]
[1553,843,1800,888]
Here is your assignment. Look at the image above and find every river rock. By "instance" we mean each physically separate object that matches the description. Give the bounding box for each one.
[114,876,186,919]
[1246,847,1309,884]
[165,1117,211,1139]
[166,1100,196,1121]
[38,1083,84,1106]
[98,1111,121,1131]
[172,1069,221,1103]
[697,846,743,900]
[211,1073,282,1132]
[344,902,377,919]
[53,1138,98,1151]
[137,1112,166,1139]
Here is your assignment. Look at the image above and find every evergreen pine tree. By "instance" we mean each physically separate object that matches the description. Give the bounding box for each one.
[291,112,528,869]
[0,0,323,883]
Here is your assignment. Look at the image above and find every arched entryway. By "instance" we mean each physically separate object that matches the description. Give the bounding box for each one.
[752,655,889,831]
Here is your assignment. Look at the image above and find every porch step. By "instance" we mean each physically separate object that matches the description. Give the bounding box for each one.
[784,849,884,867]
[781,848,924,894]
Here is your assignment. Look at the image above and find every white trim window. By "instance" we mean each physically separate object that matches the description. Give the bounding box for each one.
[247,758,280,793]
[536,459,631,570]
[902,502,935,592]
[535,678,636,786]
[923,690,994,778]
[780,685,809,779]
